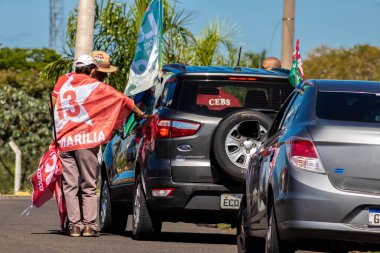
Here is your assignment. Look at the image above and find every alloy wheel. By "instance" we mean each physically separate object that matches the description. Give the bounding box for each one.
[100,180,109,227]
[133,183,141,230]
[225,122,267,169]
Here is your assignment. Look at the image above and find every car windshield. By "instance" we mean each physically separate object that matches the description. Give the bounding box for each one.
[316,91,380,123]
[178,80,292,117]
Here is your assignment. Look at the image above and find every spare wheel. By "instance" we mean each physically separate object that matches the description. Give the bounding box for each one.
[212,110,272,182]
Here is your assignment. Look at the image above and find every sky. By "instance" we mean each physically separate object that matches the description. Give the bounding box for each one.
[1,0,380,60]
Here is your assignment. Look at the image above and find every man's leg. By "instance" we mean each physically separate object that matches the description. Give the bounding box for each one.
[75,147,99,231]
[60,151,83,231]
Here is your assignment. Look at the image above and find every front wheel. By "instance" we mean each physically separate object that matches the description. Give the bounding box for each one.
[237,193,264,253]
[237,198,253,253]
[132,176,162,240]
[99,178,128,234]
[266,206,293,253]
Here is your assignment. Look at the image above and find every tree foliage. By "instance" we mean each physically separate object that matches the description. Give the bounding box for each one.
[41,0,264,92]
[0,47,60,98]
[304,44,380,81]
[0,0,268,193]
[0,47,60,192]
[0,86,52,192]
[0,47,60,72]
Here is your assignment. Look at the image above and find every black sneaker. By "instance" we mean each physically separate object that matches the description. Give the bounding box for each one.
[82,226,100,237]
[69,226,81,237]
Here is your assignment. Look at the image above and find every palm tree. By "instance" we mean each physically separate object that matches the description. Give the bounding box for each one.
[42,0,197,92]
[42,0,245,92]
[192,19,238,66]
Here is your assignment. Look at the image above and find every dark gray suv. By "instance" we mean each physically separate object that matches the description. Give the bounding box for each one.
[99,63,293,240]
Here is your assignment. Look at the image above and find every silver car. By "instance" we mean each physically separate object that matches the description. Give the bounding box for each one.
[237,80,380,253]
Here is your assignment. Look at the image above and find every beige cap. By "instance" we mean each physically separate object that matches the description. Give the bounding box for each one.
[91,51,118,73]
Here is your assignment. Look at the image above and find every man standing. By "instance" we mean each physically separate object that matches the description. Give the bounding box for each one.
[262,56,282,70]
[52,52,145,237]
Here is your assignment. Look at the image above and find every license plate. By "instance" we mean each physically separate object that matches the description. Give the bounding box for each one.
[220,194,242,210]
[368,209,380,226]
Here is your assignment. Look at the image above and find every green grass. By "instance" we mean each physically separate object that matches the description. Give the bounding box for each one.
[217,223,232,230]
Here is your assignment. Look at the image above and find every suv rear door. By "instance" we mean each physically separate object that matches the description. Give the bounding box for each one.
[170,77,292,183]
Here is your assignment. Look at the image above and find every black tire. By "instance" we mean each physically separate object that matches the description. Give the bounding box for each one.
[237,193,254,253]
[99,178,128,234]
[132,176,162,240]
[266,206,293,253]
[213,110,272,181]
[237,192,265,253]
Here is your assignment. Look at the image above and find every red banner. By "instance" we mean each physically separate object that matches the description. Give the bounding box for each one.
[54,175,67,230]
[30,146,61,208]
[53,74,134,152]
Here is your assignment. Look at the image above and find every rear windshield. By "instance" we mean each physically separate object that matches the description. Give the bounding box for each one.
[178,80,293,117]
[317,91,380,123]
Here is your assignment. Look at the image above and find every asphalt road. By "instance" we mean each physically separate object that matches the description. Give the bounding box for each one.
[0,196,236,253]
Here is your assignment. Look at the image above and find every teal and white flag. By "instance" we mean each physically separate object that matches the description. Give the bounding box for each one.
[125,0,163,96]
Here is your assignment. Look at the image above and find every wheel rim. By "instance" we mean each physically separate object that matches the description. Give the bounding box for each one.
[225,122,267,169]
[133,183,141,230]
[100,180,108,228]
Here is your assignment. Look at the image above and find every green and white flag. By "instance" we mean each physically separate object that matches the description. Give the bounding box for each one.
[289,39,305,88]
[125,0,163,96]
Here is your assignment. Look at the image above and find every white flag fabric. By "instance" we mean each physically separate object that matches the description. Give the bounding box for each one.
[125,0,163,96]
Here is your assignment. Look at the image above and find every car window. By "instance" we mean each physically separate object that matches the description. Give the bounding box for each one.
[316,91,380,123]
[279,92,303,130]
[266,91,296,137]
[158,77,177,108]
[178,80,293,117]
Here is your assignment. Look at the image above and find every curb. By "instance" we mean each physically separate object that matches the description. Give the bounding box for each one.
[0,195,31,200]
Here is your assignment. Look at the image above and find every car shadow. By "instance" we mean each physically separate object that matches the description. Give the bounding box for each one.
[30,230,65,235]
[124,231,236,245]
[31,229,236,245]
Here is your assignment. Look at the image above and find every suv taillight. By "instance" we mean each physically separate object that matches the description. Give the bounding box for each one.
[286,138,325,173]
[157,119,201,138]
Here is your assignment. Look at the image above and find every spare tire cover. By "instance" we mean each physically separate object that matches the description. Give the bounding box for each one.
[212,110,272,182]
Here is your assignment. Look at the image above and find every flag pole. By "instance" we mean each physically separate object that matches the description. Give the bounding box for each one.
[49,94,59,148]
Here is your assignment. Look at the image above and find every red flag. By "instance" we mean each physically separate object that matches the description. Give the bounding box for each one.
[54,175,67,230]
[28,145,67,229]
[30,145,61,208]
[53,74,134,152]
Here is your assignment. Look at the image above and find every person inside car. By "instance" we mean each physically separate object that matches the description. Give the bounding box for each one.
[262,56,281,70]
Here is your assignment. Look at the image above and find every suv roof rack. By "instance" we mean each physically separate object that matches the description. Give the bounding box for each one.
[163,63,187,74]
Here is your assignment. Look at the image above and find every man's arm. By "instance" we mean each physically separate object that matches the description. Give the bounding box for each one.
[132,105,146,119]
[123,95,148,120]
